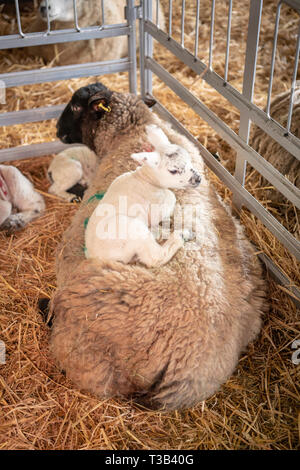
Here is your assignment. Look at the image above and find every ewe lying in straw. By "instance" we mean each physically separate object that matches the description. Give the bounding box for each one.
[27,0,165,65]
[50,82,268,410]
[0,164,45,232]
[85,124,201,267]
[48,146,99,201]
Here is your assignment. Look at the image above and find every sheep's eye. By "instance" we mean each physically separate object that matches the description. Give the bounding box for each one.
[169,169,178,175]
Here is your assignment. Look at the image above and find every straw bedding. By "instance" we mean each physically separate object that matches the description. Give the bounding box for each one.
[0,0,299,450]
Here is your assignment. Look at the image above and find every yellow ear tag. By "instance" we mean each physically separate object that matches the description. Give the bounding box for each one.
[97,102,111,112]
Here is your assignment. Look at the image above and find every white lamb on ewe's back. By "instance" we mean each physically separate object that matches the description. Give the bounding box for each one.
[85,125,201,267]
[0,165,45,232]
[48,146,99,202]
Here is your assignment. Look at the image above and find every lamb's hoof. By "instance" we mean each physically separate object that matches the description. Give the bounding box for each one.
[70,196,81,203]
[67,182,88,200]
[0,215,25,233]
[38,298,53,327]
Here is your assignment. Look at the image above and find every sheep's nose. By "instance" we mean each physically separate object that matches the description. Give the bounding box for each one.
[189,174,201,187]
[61,135,69,143]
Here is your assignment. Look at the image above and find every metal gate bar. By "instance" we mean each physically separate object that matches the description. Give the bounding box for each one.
[0,24,130,50]
[0,0,138,161]
[143,20,300,161]
[146,58,300,213]
[0,58,130,89]
[233,0,263,211]
[0,140,75,163]
[153,99,300,305]
[11,0,108,39]
[146,57,299,260]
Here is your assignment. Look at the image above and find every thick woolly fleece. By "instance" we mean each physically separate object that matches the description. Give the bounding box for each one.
[51,91,268,410]
[250,87,300,203]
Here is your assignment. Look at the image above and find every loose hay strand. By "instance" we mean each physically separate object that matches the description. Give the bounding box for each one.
[0,0,299,450]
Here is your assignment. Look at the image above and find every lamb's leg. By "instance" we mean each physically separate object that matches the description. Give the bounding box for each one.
[0,166,45,232]
[136,231,185,268]
[48,157,83,202]
[0,200,12,227]
[48,182,82,202]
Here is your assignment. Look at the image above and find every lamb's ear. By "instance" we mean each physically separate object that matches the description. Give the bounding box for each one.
[131,151,160,168]
[145,124,170,148]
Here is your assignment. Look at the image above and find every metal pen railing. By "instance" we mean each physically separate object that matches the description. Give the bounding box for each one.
[139,0,300,302]
[0,0,138,161]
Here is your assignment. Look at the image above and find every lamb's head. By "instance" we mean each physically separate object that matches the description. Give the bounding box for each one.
[56,82,113,144]
[132,124,201,189]
[39,0,84,22]
[132,143,201,190]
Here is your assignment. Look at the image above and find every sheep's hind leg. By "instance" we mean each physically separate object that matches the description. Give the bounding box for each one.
[136,231,184,268]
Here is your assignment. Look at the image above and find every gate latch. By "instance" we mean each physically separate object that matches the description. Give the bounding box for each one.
[125,5,143,22]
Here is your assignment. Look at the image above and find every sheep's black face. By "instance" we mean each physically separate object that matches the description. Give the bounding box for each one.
[56,82,113,144]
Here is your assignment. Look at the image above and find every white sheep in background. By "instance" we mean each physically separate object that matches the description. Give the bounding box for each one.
[47,146,99,202]
[27,0,166,65]
[0,164,45,232]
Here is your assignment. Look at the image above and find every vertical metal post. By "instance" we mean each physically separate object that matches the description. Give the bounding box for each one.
[126,0,137,95]
[266,0,283,117]
[45,0,51,34]
[286,21,300,133]
[232,0,263,211]
[168,0,173,38]
[224,0,233,82]
[101,0,105,26]
[181,0,186,48]
[209,0,215,70]
[140,0,153,99]
[194,0,200,58]
[73,0,81,32]
[15,0,25,37]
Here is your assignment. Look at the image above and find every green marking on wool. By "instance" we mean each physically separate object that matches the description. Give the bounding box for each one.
[87,191,105,204]
[83,191,105,254]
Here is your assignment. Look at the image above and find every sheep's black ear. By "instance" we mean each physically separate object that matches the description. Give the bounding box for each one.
[70,103,83,116]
